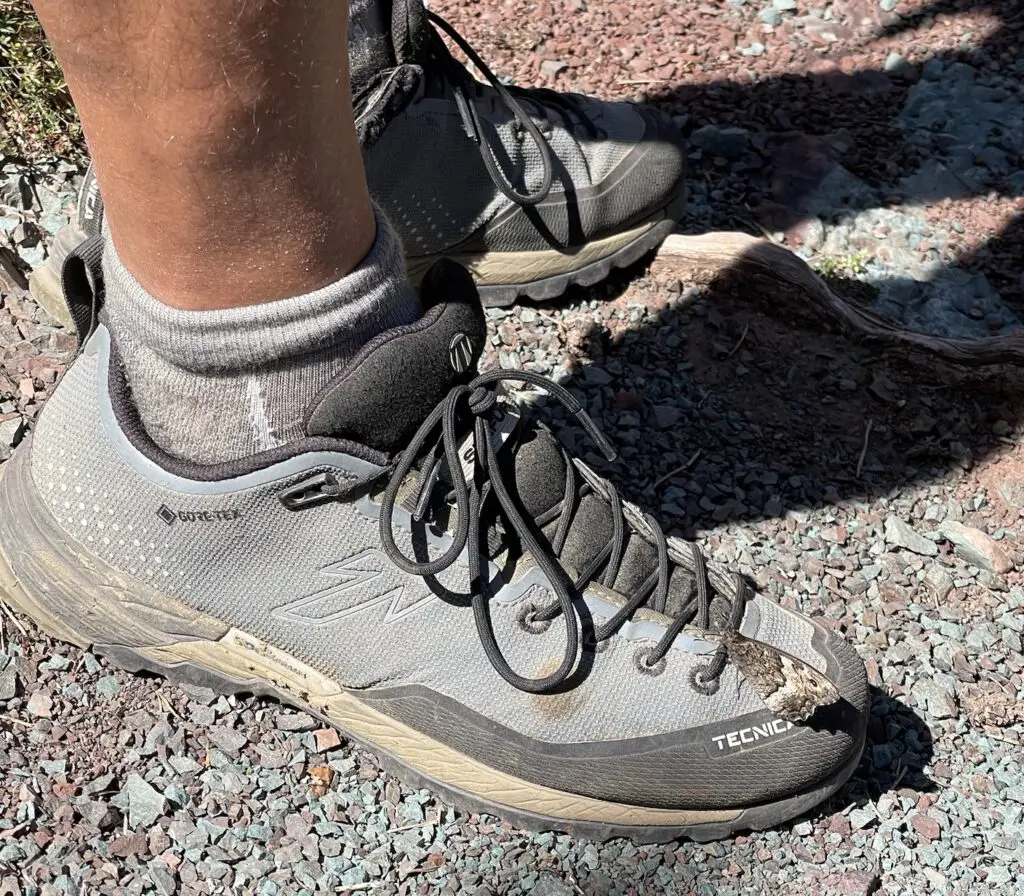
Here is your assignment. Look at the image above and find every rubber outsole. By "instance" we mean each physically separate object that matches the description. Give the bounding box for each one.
[0,445,864,843]
[474,184,689,308]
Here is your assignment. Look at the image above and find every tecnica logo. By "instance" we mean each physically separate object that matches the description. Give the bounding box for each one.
[710,719,796,752]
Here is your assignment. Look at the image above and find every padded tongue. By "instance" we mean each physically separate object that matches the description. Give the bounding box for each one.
[304,261,486,454]
[388,0,433,66]
[351,0,430,82]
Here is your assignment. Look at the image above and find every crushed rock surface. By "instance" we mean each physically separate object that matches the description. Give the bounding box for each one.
[2,0,1024,893]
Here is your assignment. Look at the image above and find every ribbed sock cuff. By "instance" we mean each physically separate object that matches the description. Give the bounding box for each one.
[102,205,419,372]
[99,205,422,462]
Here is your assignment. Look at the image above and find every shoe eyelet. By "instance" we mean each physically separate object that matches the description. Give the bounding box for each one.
[633,647,666,677]
[688,662,720,696]
[517,601,552,634]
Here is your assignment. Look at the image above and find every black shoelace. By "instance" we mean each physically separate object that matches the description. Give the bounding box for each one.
[419,11,600,207]
[378,370,748,695]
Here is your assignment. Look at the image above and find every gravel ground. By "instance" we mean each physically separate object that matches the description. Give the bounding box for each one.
[2,1,1024,894]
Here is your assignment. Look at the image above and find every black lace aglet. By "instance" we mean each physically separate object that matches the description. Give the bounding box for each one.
[572,408,618,462]
[454,89,480,143]
[413,460,443,522]
[595,433,618,463]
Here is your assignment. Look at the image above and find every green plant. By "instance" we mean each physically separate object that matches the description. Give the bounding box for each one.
[0,0,82,161]
[813,251,879,304]
[813,250,871,279]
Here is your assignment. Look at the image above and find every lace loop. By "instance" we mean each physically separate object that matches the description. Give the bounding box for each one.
[468,385,496,415]
[377,368,748,695]
[424,11,561,206]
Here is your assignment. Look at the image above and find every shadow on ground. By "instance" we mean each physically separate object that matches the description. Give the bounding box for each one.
[543,261,1024,535]
[510,1,1024,533]
[849,688,935,802]
[643,0,1024,323]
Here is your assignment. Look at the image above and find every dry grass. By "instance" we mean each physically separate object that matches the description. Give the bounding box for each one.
[0,0,82,161]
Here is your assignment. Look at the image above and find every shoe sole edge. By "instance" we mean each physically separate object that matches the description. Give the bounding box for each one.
[410,182,689,308]
[0,446,861,843]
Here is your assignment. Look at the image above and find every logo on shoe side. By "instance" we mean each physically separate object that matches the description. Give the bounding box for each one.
[273,549,437,626]
[83,179,103,225]
[156,504,242,525]
[710,719,797,753]
[448,332,473,373]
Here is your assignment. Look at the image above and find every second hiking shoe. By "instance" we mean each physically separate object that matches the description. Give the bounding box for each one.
[0,261,866,842]
[353,0,688,304]
[35,0,687,314]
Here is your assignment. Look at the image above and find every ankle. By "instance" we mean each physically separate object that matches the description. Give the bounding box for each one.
[101,208,421,463]
[101,192,377,311]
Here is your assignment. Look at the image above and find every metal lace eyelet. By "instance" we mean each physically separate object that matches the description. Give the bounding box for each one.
[688,662,720,696]
[633,647,666,677]
[517,601,552,634]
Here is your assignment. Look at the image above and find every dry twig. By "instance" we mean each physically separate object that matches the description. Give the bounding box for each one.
[652,449,703,489]
[856,419,874,480]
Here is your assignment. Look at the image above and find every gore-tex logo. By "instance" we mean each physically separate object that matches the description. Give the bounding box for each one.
[711,719,795,752]
[157,504,242,525]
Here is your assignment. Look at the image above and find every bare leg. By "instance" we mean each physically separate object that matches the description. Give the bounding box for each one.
[27,0,419,463]
[30,0,375,309]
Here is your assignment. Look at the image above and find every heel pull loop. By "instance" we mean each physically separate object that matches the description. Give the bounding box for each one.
[61,234,105,349]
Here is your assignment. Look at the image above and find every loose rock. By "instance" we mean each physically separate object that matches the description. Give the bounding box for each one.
[883,515,937,556]
[123,774,167,830]
[939,521,1012,573]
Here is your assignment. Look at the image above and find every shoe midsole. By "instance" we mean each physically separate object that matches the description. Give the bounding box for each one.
[0,446,741,828]
[405,216,660,286]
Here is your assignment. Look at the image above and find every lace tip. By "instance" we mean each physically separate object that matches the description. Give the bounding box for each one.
[597,436,618,463]
[571,406,617,462]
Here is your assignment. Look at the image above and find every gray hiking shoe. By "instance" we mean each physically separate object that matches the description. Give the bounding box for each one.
[0,258,866,842]
[354,0,688,304]
[35,1,685,313]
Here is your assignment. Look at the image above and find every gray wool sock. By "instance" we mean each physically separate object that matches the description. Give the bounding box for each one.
[102,209,422,464]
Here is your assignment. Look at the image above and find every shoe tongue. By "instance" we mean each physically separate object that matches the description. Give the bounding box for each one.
[350,0,397,86]
[350,0,431,87]
[512,428,698,618]
[304,261,486,454]
[388,0,432,66]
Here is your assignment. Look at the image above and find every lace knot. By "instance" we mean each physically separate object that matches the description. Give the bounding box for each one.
[468,385,497,416]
